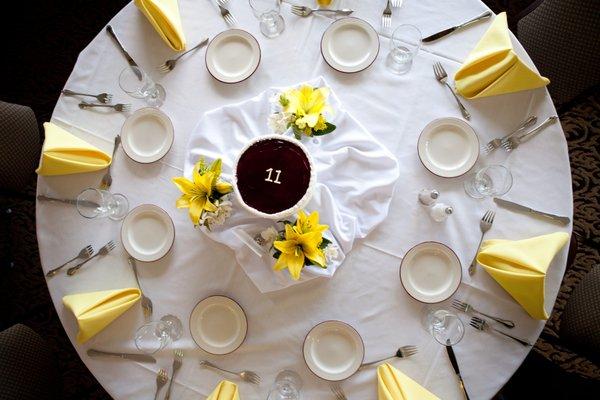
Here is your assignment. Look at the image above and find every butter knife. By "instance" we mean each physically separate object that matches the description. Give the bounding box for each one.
[493,198,570,225]
[87,349,156,364]
[106,25,143,80]
[37,194,100,209]
[446,340,470,400]
[423,11,492,42]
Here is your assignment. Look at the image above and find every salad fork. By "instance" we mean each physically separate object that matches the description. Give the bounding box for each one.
[79,101,131,113]
[468,210,495,275]
[67,240,116,276]
[360,345,418,368]
[46,245,94,277]
[381,0,392,29]
[330,383,347,400]
[154,368,168,400]
[483,116,537,154]
[469,317,532,346]
[199,360,261,384]
[62,89,112,104]
[128,257,153,318]
[99,135,120,190]
[158,38,209,73]
[216,0,237,27]
[391,0,403,7]
[433,62,470,120]
[290,5,353,17]
[502,116,558,152]
[452,299,515,329]
[164,350,184,400]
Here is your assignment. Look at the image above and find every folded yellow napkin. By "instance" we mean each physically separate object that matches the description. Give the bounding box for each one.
[63,288,141,343]
[454,12,549,99]
[378,363,440,400]
[477,232,569,319]
[134,0,186,51]
[207,380,239,400]
[36,122,111,176]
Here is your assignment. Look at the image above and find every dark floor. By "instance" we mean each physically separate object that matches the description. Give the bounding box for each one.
[1,1,599,399]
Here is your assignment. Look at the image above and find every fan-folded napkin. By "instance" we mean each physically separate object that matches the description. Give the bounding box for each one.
[207,380,239,400]
[378,363,440,400]
[134,0,186,51]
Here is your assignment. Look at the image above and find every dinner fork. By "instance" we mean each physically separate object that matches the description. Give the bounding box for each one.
[67,240,116,275]
[158,38,209,73]
[452,299,515,329]
[46,245,94,277]
[360,345,418,368]
[128,257,153,319]
[381,0,392,29]
[199,360,262,384]
[501,116,558,152]
[154,368,168,400]
[468,210,495,276]
[433,62,470,120]
[469,317,532,346]
[330,383,347,400]
[62,89,113,104]
[216,0,237,27]
[290,5,353,17]
[79,101,131,113]
[99,135,120,190]
[164,349,184,400]
[483,116,537,154]
[391,0,403,7]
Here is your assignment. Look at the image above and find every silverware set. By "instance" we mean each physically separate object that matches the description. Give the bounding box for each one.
[469,317,532,346]
[493,197,570,225]
[129,257,153,319]
[46,244,94,277]
[423,11,492,42]
[214,0,237,27]
[67,240,117,276]
[37,194,99,208]
[199,360,262,384]
[164,349,184,400]
[62,89,113,104]
[291,5,353,18]
[360,345,418,368]
[107,25,143,80]
[100,135,120,190]
[154,368,168,400]
[158,38,209,73]
[87,349,156,363]
[468,210,495,275]
[330,383,348,400]
[79,101,131,113]
[452,299,516,329]
[433,62,471,120]
[483,116,537,154]
[381,0,393,29]
[502,116,558,152]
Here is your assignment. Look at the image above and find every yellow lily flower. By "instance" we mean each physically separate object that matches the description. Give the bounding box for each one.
[295,210,328,235]
[283,86,331,130]
[274,225,326,280]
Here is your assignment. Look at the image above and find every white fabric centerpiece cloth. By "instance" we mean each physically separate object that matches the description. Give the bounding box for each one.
[184,77,400,292]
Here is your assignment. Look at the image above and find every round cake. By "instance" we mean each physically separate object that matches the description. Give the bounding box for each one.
[233,135,316,219]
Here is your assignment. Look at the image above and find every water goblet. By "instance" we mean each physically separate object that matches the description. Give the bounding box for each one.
[118,66,166,107]
[134,314,183,354]
[267,370,303,400]
[249,0,285,38]
[464,165,513,199]
[422,308,465,346]
[386,24,422,75]
[76,188,129,221]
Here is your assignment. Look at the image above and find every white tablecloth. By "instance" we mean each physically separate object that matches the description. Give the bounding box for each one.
[38,1,573,399]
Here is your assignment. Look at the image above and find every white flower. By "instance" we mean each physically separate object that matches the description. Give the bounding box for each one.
[199,195,232,230]
[324,244,339,263]
[268,112,292,134]
[259,226,279,247]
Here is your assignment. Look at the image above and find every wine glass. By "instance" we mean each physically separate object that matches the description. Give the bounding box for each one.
[134,315,183,354]
[464,165,513,199]
[118,66,166,107]
[267,370,303,400]
[249,0,285,38]
[386,25,422,75]
[76,188,129,221]
[422,308,465,346]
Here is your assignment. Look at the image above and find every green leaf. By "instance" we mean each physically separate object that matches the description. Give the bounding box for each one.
[313,122,336,136]
[319,237,332,249]
[273,250,282,259]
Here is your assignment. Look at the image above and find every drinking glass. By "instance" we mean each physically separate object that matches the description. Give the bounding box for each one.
[267,370,303,400]
[464,165,513,199]
[249,0,285,38]
[422,308,465,346]
[386,25,422,75]
[118,66,166,107]
[134,315,183,354]
[76,188,129,220]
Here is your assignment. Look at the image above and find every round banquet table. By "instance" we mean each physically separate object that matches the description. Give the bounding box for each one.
[38,0,573,399]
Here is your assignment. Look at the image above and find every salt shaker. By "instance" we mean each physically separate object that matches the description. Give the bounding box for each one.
[418,189,439,206]
[430,203,453,222]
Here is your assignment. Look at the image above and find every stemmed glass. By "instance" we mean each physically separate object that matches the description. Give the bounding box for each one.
[422,308,465,346]
[249,0,285,38]
[76,188,129,220]
[386,24,422,75]
[464,165,513,199]
[118,66,166,107]
[134,315,183,354]
[267,370,303,400]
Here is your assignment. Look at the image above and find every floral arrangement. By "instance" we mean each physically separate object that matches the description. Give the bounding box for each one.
[268,85,336,139]
[259,210,338,280]
[172,158,233,230]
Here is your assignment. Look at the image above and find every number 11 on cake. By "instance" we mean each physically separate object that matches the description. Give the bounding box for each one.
[265,168,282,184]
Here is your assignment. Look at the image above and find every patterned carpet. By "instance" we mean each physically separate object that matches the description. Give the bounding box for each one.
[1,1,598,399]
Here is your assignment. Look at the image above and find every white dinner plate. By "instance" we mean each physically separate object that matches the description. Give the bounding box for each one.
[121,204,175,262]
[417,118,479,178]
[120,107,174,163]
[205,29,261,83]
[399,242,462,303]
[321,17,379,73]
[303,321,364,381]
[190,296,248,355]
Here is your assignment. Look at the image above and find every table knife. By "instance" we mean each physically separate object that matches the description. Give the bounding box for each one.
[446,340,470,400]
[37,194,100,209]
[87,349,156,364]
[106,25,143,80]
[493,198,570,225]
[423,11,492,42]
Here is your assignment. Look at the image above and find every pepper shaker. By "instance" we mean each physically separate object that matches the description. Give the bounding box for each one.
[430,203,453,222]
[418,189,439,206]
